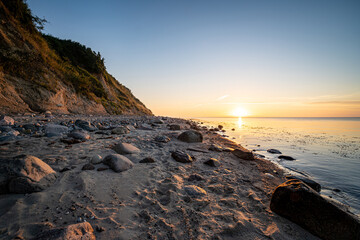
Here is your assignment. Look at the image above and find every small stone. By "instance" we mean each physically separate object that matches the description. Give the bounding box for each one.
[75,120,97,132]
[154,135,170,143]
[112,142,140,155]
[103,154,134,172]
[139,123,153,130]
[218,125,223,130]
[204,158,220,167]
[68,130,90,140]
[267,149,282,154]
[45,111,52,118]
[82,163,95,171]
[0,116,15,126]
[111,126,130,135]
[188,174,204,181]
[178,130,203,143]
[171,150,194,163]
[169,124,181,130]
[333,188,341,193]
[139,157,155,163]
[278,155,296,161]
[232,148,254,160]
[45,124,69,137]
[184,185,207,197]
[152,118,164,124]
[209,144,223,152]
[91,155,103,164]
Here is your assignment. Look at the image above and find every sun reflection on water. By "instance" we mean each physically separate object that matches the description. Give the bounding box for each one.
[237,117,243,128]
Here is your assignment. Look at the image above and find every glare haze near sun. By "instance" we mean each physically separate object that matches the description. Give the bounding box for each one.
[28,0,360,117]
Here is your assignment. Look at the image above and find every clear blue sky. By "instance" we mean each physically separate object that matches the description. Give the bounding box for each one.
[28,0,360,117]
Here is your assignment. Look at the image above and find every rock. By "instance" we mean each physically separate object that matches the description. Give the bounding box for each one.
[112,142,140,155]
[286,175,321,192]
[232,148,254,160]
[103,154,134,172]
[7,130,20,137]
[68,129,90,141]
[75,119,97,131]
[0,155,56,194]
[204,158,221,167]
[231,128,235,131]
[209,144,223,152]
[270,180,360,240]
[188,174,204,181]
[33,222,96,240]
[184,185,207,197]
[82,163,95,170]
[278,155,296,161]
[0,116,15,126]
[91,155,103,164]
[139,157,155,163]
[139,123,153,130]
[178,130,203,143]
[169,124,181,130]
[267,149,282,154]
[45,124,69,137]
[111,126,130,135]
[218,125,223,130]
[171,150,194,163]
[154,135,170,143]
[153,118,164,124]
[44,111,52,118]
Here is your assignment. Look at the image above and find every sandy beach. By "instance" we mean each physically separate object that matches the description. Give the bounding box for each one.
[0,114,322,239]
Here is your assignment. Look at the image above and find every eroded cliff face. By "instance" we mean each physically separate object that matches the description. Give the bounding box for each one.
[0,1,152,115]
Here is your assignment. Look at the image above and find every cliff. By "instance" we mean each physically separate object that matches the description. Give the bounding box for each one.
[0,0,152,115]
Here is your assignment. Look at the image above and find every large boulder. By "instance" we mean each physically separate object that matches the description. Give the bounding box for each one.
[270,180,360,240]
[178,130,203,143]
[0,155,57,194]
[33,222,95,240]
[103,154,134,172]
[112,142,140,155]
[232,148,254,160]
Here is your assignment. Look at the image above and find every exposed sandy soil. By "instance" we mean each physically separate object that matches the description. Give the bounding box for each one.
[0,115,319,240]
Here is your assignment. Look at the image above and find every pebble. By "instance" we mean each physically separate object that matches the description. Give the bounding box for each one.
[267,149,282,154]
[139,157,155,163]
[188,174,204,181]
[154,135,170,143]
[0,116,15,126]
[171,150,194,163]
[112,142,140,155]
[204,158,221,167]
[91,155,103,164]
[278,155,296,161]
[111,126,130,135]
[169,124,181,130]
[82,163,95,170]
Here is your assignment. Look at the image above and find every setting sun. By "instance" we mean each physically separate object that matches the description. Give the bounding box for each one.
[231,107,249,117]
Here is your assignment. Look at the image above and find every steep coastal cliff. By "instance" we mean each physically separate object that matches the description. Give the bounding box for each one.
[0,0,152,115]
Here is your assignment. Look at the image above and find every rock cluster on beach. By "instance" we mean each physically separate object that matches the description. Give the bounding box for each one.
[0,113,358,240]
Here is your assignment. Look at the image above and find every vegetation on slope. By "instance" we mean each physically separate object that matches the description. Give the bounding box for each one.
[0,0,152,115]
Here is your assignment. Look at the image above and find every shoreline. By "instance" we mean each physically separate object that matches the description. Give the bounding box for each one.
[0,114,331,239]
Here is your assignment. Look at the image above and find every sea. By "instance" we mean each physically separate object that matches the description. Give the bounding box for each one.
[194,117,360,216]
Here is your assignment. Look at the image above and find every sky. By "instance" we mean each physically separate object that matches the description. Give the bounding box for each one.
[28,0,360,117]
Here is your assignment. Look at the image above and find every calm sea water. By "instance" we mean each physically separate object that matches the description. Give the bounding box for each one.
[195,117,360,215]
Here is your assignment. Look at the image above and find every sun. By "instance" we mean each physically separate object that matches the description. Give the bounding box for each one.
[231,107,249,117]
